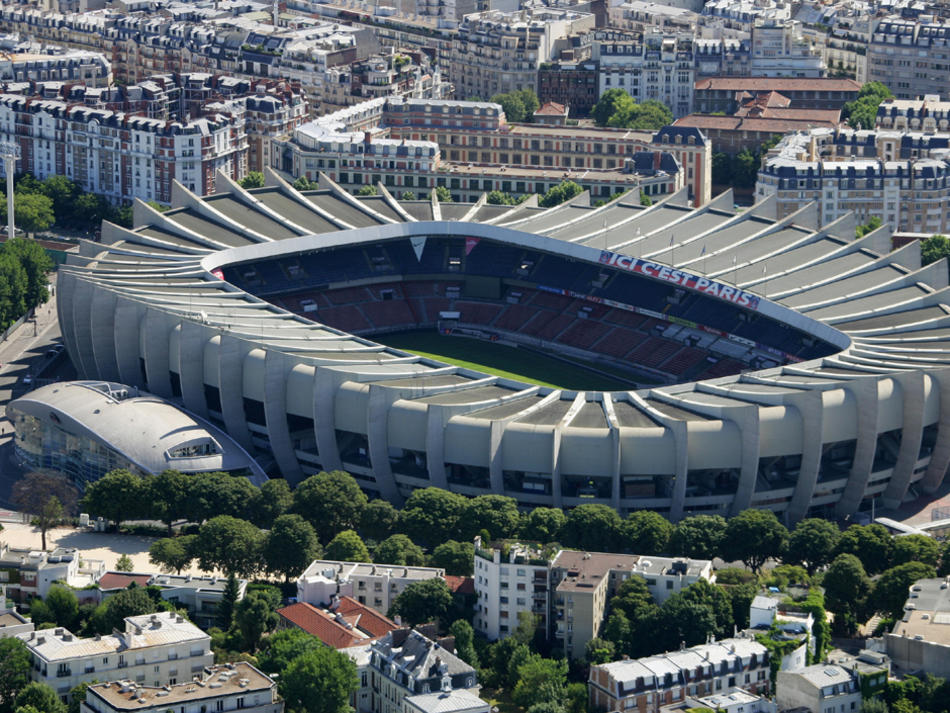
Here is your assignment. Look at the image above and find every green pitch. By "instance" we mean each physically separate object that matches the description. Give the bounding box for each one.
[375,330,650,391]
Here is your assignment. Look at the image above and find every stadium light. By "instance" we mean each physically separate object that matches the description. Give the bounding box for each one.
[0,141,19,242]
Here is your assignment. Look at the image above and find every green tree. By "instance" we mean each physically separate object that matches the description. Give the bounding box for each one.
[678,579,734,638]
[194,516,263,577]
[398,487,468,547]
[3,238,53,308]
[891,534,939,568]
[449,619,477,666]
[518,88,540,118]
[185,471,258,523]
[712,152,733,186]
[43,586,78,630]
[292,176,319,191]
[872,562,937,619]
[539,180,584,208]
[359,499,399,542]
[292,471,367,544]
[519,507,565,543]
[0,638,31,713]
[66,682,93,713]
[585,637,616,665]
[434,185,453,202]
[0,251,28,328]
[835,524,894,575]
[823,553,870,632]
[262,514,321,581]
[512,656,568,710]
[722,509,788,573]
[80,469,148,529]
[388,578,452,626]
[14,683,64,713]
[655,594,718,652]
[786,518,841,574]
[726,581,758,630]
[239,172,265,189]
[560,504,621,552]
[148,536,195,575]
[115,554,134,572]
[278,646,358,713]
[5,193,54,235]
[607,99,673,130]
[233,591,279,651]
[250,478,293,529]
[89,586,163,635]
[622,510,673,553]
[324,529,371,563]
[733,148,761,189]
[400,191,416,200]
[921,234,950,266]
[491,92,527,122]
[591,89,632,126]
[217,573,241,630]
[429,540,474,576]
[147,469,190,533]
[463,495,520,540]
[640,192,652,207]
[669,515,727,559]
[856,216,883,238]
[257,628,322,675]
[486,190,520,205]
[842,82,893,130]
[373,534,425,566]
[356,184,377,196]
[39,175,80,226]
[11,472,78,550]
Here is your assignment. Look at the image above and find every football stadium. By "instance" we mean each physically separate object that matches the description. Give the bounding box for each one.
[56,169,950,523]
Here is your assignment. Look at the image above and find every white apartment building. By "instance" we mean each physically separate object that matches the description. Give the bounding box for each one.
[472,538,550,641]
[748,20,825,77]
[775,664,861,713]
[0,545,105,603]
[80,663,282,713]
[20,611,214,702]
[297,560,445,615]
[0,49,111,86]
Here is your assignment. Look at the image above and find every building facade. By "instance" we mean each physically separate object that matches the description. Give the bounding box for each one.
[297,560,446,615]
[775,664,861,713]
[868,17,950,101]
[693,78,861,115]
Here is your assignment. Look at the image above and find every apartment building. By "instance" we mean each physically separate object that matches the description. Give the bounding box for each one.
[0,587,34,639]
[693,77,861,114]
[0,49,111,86]
[876,96,950,133]
[472,539,551,641]
[868,16,950,101]
[448,8,595,100]
[0,545,105,603]
[748,20,825,77]
[775,664,861,713]
[537,61,598,119]
[588,637,771,713]
[755,127,950,233]
[80,663,282,713]
[19,611,214,701]
[296,559,446,615]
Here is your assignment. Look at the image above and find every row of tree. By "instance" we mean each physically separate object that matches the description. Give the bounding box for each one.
[4,174,134,235]
[590,89,673,130]
[0,238,53,330]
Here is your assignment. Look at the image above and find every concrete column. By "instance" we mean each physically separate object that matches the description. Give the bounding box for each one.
[113,298,143,388]
[264,350,304,484]
[56,272,80,368]
[729,406,761,516]
[366,384,401,502]
[882,372,926,509]
[69,278,96,380]
[550,424,563,508]
[218,334,253,450]
[179,320,209,417]
[313,367,343,471]
[89,288,120,382]
[603,396,622,511]
[425,404,449,488]
[786,392,825,523]
[488,419,505,493]
[668,420,689,521]
[922,369,950,494]
[836,377,880,518]
[142,309,173,398]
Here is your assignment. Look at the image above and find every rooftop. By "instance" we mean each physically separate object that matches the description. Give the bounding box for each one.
[694,77,861,92]
[299,560,444,583]
[890,577,950,646]
[405,689,488,713]
[551,551,639,592]
[277,597,398,648]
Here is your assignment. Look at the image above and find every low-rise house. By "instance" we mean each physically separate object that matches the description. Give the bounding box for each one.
[19,611,214,701]
[297,560,445,615]
[80,662,282,713]
[277,596,399,649]
[0,544,105,602]
[661,687,776,713]
[0,586,34,639]
[775,664,860,713]
[748,593,814,672]
[404,689,491,713]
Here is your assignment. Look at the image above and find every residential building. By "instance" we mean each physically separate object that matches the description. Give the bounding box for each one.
[748,20,825,78]
[0,586,34,639]
[96,571,248,630]
[825,649,889,700]
[693,78,861,114]
[775,664,861,713]
[0,49,111,86]
[876,96,950,132]
[297,559,446,615]
[533,101,569,126]
[868,17,950,101]
[277,597,399,648]
[755,127,950,233]
[472,538,551,642]
[404,689,490,713]
[608,2,701,36]
[80,663,282,713]
[589,637,771,712]
[662,688,775,713]
[0,544,105,603]
[537,60,598,119]
[877,576,950,678]
[746,594,814,672]
[19,611,214,701]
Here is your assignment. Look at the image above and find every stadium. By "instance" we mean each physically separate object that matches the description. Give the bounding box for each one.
[56,169,950,523]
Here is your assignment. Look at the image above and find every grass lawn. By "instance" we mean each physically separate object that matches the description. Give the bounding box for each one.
[375,330,649,391]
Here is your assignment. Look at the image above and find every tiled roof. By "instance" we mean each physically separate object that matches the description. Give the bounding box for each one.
[535,101,567,115]
[335,596,399,638]
[444,576,475,595]
[278,602,366,649]
[694,77,862,92]
[98,573,152,590]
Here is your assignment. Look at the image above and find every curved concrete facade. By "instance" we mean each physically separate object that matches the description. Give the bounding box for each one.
[56,168,950,522]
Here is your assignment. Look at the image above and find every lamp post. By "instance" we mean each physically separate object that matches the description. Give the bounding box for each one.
[0,141,19,241]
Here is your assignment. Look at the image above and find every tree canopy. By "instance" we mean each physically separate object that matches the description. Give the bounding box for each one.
[590,89,672,129]
[921,234,950,266]
[238,172,265,189]
[490,88,539,123]
[292,471,367,544]
[786,518,840,574]
[194,516,263,577]
[373,534,425,566]
[388,578,452,627]
[263,514,321,581]
[539,181,584,208]
[842,81,893,130]
[324,529,371,563]
[721,509,788,572]
[279,646,359,713]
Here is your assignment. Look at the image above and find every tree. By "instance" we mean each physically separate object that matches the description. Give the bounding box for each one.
[592,89,632,127]
[148,536,195,575]
[356,185,377,196]
[891,534,940,568]
[11,472,78,550]
[14,683,64,713]
[872,562,937,619]
[80,469,148,529]
[921,234,950,266]
[835,524,894,575]
[640,192,652,207]
[278,646,358,713]
[3,239,53,308]
[0,251,28,328]
[233,591,279,651]
[712,152,733,186]
[463,495,520,540]
[842,81,893,130]
[373,534,425,566]
[0,638,31,713]
[292,471,367,544]
[430,540,474,576]
[622,510,673,553]
[257,628,322,675]
[217,573,241,630]
[518,88,540,118]
[607,99,673,130]
[520,507,565,543]
[560,504,621,552]
[512,656,568,710]
[486,190,520,206]
[585,637,616,665]
[491,92,527,122]
[66,682,93,713]
[400,191,416,200]
[324,530,371,563]
[292,176,319,191]
[39,175,80,227]
[7,193,55,235]
[669,515,727,559]
[539,180,584,208]
[786,518,841,574]
[434,185,452,202]
[359,499,399,542]
[263,514,321,581]
[449,619,477,667]
[398,487,468,547]
[88,586,162,635]
[185,471,258,523]
[239,172,265,189]
[115,554,134,572]
[678,579,734,639]
[42,586,78,630]
[388,578,452,626]
[823,554,870,627]
[722,509,788,572]
[250,478,292,529]
[856,216,883,238]
[654,594,718,653]
[148,469,190,533]
[194,516,263,577]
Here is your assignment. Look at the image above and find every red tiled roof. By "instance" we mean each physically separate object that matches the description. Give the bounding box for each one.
[535,101,568,115]
[98,572,152,590]
[335,596,399,638]
[444,576,475,595]
[277,602,366,649]
[695,77,861,92]
[673,114,840,133]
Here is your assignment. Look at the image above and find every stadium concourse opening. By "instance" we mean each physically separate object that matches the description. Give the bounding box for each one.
[222,235,839,388]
